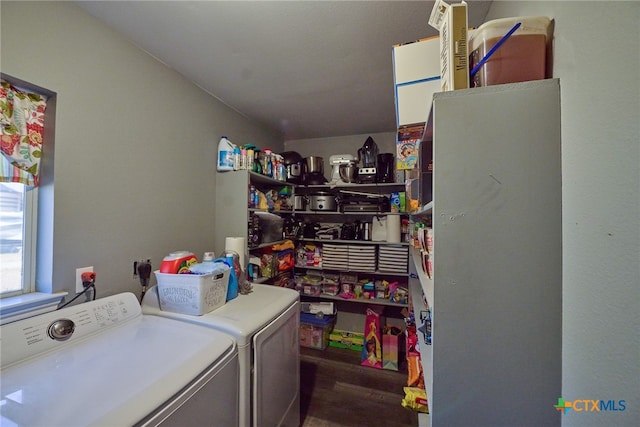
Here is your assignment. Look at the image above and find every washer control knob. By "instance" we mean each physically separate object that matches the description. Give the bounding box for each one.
[47,319,75,341]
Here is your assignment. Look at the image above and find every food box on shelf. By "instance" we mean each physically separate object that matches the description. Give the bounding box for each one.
[154,268,230,316]
[329,329,365,352]
[429,0,469,91]
[300,313,335,350]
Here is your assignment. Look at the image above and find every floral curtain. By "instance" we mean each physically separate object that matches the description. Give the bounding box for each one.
[0,79,48,187]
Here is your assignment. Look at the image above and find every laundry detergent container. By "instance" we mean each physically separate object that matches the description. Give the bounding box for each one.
[469,16,552,87]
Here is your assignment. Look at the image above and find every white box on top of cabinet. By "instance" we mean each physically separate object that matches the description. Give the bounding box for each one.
[392,36,440,127]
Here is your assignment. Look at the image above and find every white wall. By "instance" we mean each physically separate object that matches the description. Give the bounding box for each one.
[485,1,639,425]
[1,1,283,299]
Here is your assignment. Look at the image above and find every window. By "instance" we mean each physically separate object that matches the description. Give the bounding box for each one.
[0,182,36,297]
[1,75,52,303]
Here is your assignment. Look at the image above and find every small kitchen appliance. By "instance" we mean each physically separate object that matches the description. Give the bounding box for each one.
[339,163,358,183]
[338,190,390,213]
[293,194,307,211]
[377,153,395,183]
[329,154,356,184]
[281,151,304,184]
[308,192,338,211]
[303,156,327,185]
[357,136,379,183]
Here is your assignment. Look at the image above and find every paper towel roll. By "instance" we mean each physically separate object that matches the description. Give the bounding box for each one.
[386,215,401,243]
[225,237,246,267]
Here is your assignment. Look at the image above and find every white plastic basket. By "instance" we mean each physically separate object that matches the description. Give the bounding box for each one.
[154,268,230,315]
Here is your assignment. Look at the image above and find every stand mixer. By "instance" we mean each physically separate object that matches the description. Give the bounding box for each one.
[329,154,356,184]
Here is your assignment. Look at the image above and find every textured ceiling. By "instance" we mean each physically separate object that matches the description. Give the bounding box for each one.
[76,1,491,140]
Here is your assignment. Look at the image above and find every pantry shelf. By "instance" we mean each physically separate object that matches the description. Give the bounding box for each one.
[411,247,433,305]
[300,293,409,308]
[292,211,407,216]
[249,239,291,250]
[296,264,409,277]
[297,238,410,246]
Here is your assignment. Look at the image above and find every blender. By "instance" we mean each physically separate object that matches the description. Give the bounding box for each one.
[357,136,379,183]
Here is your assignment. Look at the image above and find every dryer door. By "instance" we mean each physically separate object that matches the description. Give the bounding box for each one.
[252,301,300,427]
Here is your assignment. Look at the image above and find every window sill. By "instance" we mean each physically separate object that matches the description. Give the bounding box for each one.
[0,292,68,325]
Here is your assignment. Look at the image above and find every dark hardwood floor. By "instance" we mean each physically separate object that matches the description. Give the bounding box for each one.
[300,346,419,427]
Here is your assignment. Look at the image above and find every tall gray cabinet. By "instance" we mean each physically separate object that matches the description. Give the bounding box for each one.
[412,79,562,426]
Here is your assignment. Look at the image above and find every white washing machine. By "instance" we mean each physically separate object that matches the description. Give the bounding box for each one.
[142,284,300,427]
[0,292,239,426]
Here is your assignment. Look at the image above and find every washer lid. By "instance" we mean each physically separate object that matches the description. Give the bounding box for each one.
[142,284,299,344]
[1,294,236,427]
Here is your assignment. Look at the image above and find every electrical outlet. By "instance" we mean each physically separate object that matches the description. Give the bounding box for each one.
[76,266,94,293]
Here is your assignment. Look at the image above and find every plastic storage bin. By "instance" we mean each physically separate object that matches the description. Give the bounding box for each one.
[154,268,230,315]
[469,16,552,87]
[299,313,335,350]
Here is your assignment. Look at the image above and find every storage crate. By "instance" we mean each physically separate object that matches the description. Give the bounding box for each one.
[154,268,230,316]
[300,313,335,350]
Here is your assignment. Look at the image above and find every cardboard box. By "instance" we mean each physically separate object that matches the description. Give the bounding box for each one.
[429,0,469,91]
[392,36,440,127]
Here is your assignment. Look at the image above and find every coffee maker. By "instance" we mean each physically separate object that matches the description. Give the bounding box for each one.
[376,153,395,183]
[357,136,379,183]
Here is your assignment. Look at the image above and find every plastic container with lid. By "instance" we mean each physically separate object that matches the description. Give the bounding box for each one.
[246,149,254,171]
[469,16,552,87]
[233,146,241,171]
[159,251,198,274]
[223,252,240,302]
[262,148,274,178]
[300,313,335,350]
[217,136,235,171]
